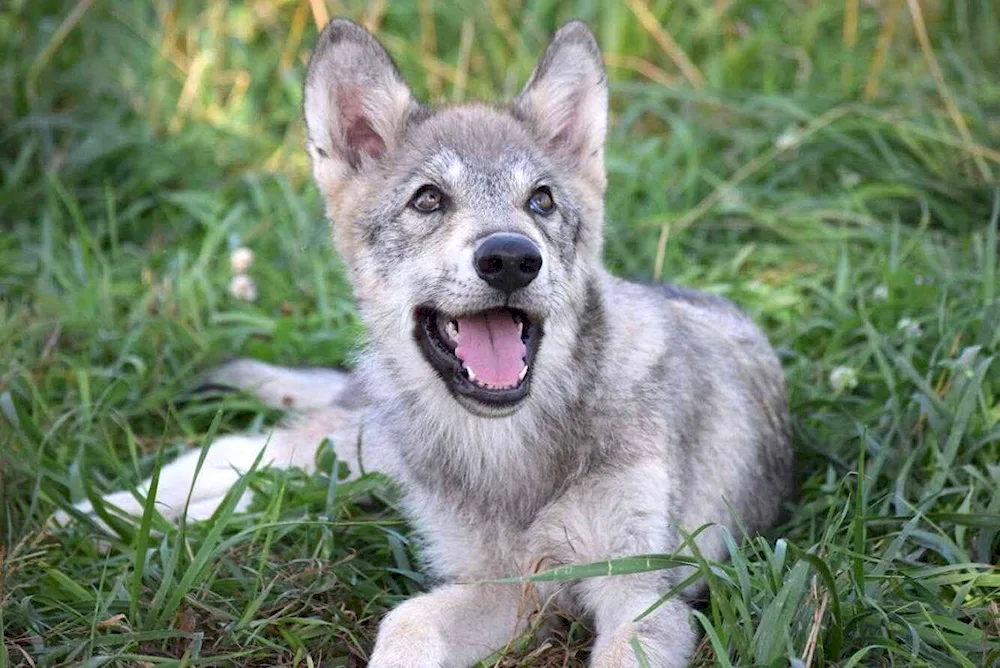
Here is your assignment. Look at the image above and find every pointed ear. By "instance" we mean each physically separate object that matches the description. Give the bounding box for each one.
[514,21,608,189]
[303,20,417,195]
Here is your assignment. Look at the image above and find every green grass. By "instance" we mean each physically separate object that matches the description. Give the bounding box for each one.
[2,0,1000,665]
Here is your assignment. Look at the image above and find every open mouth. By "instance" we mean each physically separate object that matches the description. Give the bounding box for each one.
[414,305,543,415]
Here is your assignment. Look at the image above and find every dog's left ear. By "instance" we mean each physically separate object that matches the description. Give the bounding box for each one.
[514,21,607,189]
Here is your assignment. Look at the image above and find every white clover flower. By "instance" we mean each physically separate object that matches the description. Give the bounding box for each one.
[230,247,254,274]
[228,274,258,302]
[718,187,745,212]
[839,169,861,189]
[897,317,922,339]
[872,284,889,301]
[775,126,800,151]
[829,366,859,393]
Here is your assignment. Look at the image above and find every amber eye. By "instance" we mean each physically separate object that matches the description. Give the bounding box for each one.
[410,185,445,213]
[527,187,555,215]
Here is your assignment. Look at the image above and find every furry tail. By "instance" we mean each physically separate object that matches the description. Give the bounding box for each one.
[54,360,371,530]
[202,358,355,411]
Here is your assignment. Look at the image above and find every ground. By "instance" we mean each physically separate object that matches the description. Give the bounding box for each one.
[1,1,999,666]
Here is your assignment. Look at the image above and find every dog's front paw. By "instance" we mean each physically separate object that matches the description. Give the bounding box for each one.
[590,619,695,668]
[368,603,448,668]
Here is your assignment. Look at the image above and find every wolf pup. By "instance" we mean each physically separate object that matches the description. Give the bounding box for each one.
[297,18,792,668]
[61,18,792,668]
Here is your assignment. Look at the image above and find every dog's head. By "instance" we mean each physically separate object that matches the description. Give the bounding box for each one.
[304,20,607,418]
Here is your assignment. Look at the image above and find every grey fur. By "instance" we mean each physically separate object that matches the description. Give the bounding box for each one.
[298,18,792,667]
[64,18,792,668]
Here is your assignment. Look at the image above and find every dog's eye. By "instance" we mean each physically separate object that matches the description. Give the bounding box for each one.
[410,185,445,213]
[527,187,555,216]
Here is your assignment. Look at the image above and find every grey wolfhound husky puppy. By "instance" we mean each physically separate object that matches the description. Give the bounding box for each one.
[63,19,792,667]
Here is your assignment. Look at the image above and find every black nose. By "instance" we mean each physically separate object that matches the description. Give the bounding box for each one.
[474,233,543,294]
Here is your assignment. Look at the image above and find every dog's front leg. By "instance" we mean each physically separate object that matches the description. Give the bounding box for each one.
[577,498,696,668]
[582,577,694,668]
[534,459,697,667]
[368,582,530,668]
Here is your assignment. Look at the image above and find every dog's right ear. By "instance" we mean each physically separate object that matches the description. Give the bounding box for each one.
[303,20,416,196]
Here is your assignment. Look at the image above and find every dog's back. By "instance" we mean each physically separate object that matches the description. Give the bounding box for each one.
[648,279,791,552]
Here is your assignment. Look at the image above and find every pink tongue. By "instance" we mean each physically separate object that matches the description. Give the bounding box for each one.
[454,310,526,388]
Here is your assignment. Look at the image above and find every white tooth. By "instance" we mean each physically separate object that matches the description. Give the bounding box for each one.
[447,320,459,340]
[465,366,476,382]
[518,364,528,381]
[517,320,523,336]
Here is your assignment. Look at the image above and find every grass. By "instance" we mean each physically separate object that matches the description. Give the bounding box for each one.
[2,0,999,665]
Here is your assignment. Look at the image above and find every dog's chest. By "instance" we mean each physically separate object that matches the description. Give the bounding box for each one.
[408,478,608,585]
[387,397,639,580]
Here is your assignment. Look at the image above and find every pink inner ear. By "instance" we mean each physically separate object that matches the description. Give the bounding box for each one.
[337,85,386,167]
[346,118,385,164]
